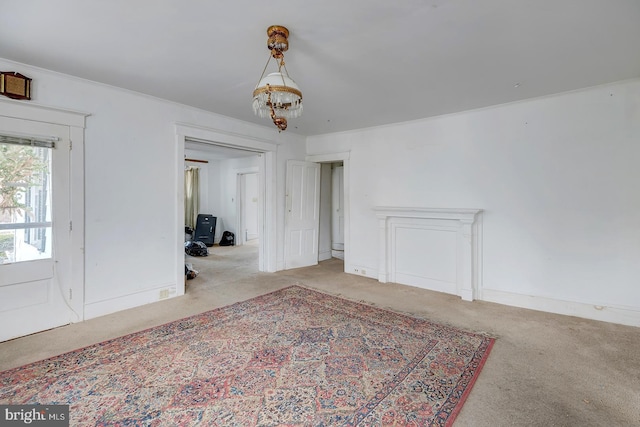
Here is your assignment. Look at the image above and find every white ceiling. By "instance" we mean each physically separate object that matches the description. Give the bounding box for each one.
[1,0,639,136]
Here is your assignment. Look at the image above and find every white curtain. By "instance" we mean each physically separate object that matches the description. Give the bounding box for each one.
[184,167,200,229]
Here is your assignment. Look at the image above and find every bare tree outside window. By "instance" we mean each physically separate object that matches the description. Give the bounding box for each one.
[0,143,51,263]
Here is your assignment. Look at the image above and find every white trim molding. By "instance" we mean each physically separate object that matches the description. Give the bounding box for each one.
[84,283,178,320]
[0,98,88,128]
[482,289,640,328]
[374,207,483,301]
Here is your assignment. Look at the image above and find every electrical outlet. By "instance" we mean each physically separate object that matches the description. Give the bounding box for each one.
[361,269,366,276]
[159,289,169,299]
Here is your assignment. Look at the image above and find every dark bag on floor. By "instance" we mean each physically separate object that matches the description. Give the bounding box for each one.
[185,240,209,256]
[219,231,235,246]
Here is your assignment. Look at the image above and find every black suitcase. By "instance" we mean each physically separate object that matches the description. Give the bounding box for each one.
[194,214,216,246]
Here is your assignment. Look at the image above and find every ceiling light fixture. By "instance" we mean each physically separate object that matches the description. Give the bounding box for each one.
[252,25,302,132]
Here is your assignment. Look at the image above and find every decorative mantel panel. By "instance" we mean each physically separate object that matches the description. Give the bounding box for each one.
[373,207,483,301]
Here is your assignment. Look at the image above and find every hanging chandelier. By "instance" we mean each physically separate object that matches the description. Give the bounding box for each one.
[252,25,302,132]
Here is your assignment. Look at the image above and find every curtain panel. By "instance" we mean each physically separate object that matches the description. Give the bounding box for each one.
[184,167,199,230]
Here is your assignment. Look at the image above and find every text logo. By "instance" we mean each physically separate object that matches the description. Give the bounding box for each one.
[0,405,69,426]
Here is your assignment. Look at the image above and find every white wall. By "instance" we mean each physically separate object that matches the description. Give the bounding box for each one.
[200,160,222,224]
[307,79,640,326]
[5,56,638,327]
[0,58,306,320]
[185,155,264,244]
[204,160,224,242]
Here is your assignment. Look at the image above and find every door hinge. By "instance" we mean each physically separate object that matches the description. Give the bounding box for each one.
[69,288,73,300]
[69,140,72,150]
[69,221,73,231]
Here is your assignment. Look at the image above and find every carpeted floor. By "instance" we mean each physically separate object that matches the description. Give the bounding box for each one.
[0,285,493,426]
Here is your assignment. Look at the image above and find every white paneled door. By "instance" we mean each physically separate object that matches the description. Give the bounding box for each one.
[0,116,75,341]
[331,165,344,251]
[284,160,320,269]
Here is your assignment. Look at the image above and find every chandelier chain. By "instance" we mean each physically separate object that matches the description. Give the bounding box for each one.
[255,54,273,87]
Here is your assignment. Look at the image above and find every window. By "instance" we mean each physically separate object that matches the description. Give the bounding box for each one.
[0,140,53,264]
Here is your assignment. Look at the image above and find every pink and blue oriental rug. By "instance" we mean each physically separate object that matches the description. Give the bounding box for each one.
[0,285,494,426]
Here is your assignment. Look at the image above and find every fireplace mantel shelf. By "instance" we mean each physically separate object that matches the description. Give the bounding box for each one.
[373,207,482,222]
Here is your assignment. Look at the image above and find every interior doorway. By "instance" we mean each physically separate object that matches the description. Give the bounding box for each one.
[317,162,344,261]
[306,152,350,272]
[183,141,260,271]
[175,124,278,295]
[330,163,345,259]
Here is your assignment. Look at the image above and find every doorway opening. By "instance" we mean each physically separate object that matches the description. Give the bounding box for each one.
[183,141,261,278]
[321,162,344,261]
[305,152,350,272]
[175,124,277,295]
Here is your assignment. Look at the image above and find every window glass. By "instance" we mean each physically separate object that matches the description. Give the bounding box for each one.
[0,143,52,263]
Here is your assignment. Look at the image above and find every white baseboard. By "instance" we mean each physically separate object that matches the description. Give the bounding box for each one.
[481,289,640,328]
[84,283,178,320]
[319,249,332,262]
[345,263,378,280]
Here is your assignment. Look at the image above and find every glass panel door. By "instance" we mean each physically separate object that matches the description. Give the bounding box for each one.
[0,115,73,342]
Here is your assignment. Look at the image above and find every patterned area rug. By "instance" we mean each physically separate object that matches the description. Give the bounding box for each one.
[0,285,494,426]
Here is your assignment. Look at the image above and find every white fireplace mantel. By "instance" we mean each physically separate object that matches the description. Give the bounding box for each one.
[373,206,483,301]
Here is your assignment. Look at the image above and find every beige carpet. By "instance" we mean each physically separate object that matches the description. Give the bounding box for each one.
[1,242,639,426]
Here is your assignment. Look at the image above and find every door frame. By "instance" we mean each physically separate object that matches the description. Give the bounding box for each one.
[306,152,350,272]
[174,123,278,295]
[236,169,259,246]
[0,99,87,323]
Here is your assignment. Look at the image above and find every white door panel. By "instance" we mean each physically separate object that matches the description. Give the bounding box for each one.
[331,166,344,251]
[284,160,320,269]
[0,260,53,286]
